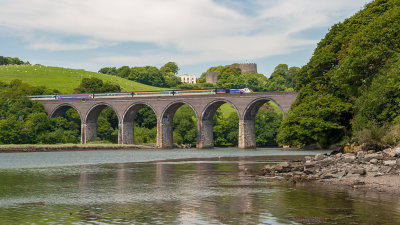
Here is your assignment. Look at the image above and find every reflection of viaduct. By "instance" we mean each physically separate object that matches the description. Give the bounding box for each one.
[35,92,297,149]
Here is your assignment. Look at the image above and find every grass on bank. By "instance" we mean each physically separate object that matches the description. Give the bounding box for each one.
[0,64,167,94]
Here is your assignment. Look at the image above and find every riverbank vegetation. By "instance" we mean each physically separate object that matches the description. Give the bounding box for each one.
[278,0,400,149]
[0,80,80,144]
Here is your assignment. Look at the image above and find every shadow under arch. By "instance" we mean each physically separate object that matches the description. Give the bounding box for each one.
[198,100,239,149]
[240,97,283,149]
[120,102,158,144]
[84,102,120,143]
[158,101,198,149]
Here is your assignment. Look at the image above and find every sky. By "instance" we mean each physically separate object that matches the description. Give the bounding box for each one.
[0,0,369,77]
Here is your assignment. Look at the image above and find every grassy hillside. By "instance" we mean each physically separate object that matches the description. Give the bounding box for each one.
[0,64,167,93]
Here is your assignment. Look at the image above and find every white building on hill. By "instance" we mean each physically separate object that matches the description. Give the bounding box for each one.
[176,74,197,84]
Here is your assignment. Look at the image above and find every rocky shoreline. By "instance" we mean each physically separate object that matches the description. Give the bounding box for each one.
[262,147,400,194]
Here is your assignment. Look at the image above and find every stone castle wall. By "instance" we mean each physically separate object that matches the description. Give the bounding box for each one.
[230,63,258,74]
[205,72,219,84]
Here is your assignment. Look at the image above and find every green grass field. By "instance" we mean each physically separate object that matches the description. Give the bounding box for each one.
[0,64,166,93]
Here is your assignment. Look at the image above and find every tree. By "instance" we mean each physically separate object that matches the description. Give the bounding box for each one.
[255,104,282,146]
[0,56,29,65]
[0,80,80,144]
[74,77,121,93]
[98,67,117,75]
[129,66,166,87]
[173,105,197,146]
[160,62,179,75]
[116,66,131,78]
[264,64,299,91]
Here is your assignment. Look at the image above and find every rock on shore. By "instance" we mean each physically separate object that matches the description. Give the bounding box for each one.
[262,147,400,194]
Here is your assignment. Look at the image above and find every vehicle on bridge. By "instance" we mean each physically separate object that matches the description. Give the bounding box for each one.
[29,88,252,100]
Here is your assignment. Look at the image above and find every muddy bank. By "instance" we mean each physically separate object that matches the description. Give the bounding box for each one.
[262,147,400,195]
[0,144,155,153]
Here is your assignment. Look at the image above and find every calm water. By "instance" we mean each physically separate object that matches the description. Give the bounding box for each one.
[0,148,399,224]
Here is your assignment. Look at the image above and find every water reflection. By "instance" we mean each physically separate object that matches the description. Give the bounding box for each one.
[0,158,399,224]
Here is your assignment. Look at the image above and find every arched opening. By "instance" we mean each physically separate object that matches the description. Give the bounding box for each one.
[173,105,197,148]
[199,101,239,148]
[242,98,283,148]
[49,104,81,143]
[85,104,119,143]
[122,104,157,144]
[158,102,197,148]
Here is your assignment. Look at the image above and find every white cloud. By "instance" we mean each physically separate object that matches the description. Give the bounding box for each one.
[29,39,102,51]
[0,0,368,66]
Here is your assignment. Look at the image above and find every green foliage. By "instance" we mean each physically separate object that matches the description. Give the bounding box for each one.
[255,105,282,146]
[160,62,179,75]
[98,67,117,75]
[213,110,239,146]
[96,117,118,143]
[278,0,400,147]
[264,64,299,91]
[352,59,400,131]
[129,66,166,87]
[74,77,121,93]
[134,126,157,144]
[116,66,130,78]
[0,80,80,144]
[135,107,157,129]
[0,56,29,65]
[173,105,197,146]
[99,62,183,88]
[277,90,353,147]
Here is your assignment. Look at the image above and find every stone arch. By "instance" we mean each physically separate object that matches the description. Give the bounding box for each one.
[157,101,198,148]
[239,98,283,149]
[201,99,239,121]
[83,103,120,143]
[120,102,158,144]
[243,97,283,120]
[197,100,239,149]
[85,102,120,124]
[50,103,82,121]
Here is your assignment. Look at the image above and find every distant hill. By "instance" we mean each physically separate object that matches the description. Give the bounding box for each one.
[0,64,167,94]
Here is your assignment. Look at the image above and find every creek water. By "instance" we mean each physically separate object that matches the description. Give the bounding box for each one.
[0,148,399,224]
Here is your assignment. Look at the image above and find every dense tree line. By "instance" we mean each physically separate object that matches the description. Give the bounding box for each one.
[75,77,121,93]
[0,80,80,144]
[0,56,29,65]
[278,0,400,148]
[99,62,182,88]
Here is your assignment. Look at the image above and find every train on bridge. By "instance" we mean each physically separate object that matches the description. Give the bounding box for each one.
[29,88,252,100]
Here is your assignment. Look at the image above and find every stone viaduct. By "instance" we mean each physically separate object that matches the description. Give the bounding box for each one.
[34,92,297,149]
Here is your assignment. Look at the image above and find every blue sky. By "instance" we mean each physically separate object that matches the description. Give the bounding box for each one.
[0,0,369,77]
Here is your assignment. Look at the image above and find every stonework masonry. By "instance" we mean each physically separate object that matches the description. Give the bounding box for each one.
[35,92,297,149]
[230,63,258,74]
[205,72,219,84]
